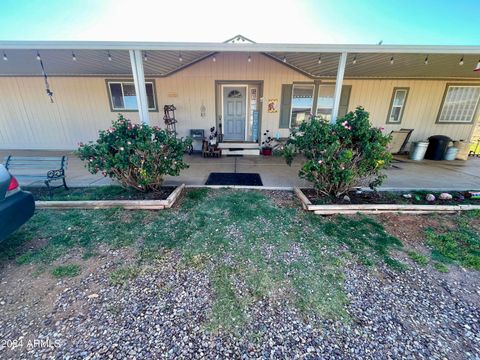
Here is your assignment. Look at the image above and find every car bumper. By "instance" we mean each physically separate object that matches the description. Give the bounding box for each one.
[0,191,35,241]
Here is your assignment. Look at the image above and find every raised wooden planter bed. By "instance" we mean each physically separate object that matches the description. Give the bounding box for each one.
[35,184,185,210]
[294,187,480,215]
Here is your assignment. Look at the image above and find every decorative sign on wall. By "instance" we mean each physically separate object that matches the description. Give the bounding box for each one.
[252,111,259,142]
[251,88,257,101]
[267,99,278,113]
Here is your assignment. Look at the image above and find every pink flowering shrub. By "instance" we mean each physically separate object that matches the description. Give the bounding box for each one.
[284,107,392,198]
[77,114,191,192]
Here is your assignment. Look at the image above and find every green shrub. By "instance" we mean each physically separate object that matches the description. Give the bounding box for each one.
[284,107,392,198]
[77,115,191,192]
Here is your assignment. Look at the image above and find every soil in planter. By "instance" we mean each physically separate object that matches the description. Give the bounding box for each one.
[302,189,480,206]
[25,185,175,201]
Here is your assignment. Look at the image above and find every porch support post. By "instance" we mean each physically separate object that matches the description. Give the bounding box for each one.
[129,49,149,125]
[331,51,347,123]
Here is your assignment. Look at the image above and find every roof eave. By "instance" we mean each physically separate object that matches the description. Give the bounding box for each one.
[1,40,480,54]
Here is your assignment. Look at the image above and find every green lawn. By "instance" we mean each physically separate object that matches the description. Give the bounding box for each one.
[1,189,478,330]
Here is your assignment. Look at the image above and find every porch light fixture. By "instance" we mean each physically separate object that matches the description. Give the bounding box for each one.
[352,56,357,64]
[2,52,7,61]
[318,56,322,64]
[424,55,429,65]
[390,56,394,65]
[178,53,183,62]
[474,59,480,72]
[72,52,76,61]
[282,56,287,63]
[143,51,148,61]
[212,55,216,62]
[459,56,464,66]
[36,52,41,61]
[247,54,251,63]
[107,51,112,61]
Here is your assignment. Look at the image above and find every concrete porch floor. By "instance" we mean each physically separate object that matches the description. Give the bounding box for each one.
[1,150,480,191]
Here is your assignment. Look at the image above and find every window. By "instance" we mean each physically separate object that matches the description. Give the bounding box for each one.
[227,90,242,98]
[316,85,335,121]
[387,88,409,124]
[107,81,157,111]
[437,85,480,123]
[290,84,314,127]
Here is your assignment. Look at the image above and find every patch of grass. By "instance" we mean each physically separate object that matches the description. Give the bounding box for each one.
[109,266,141,286]
[433,262,449,273]
[320,215,405,269]
[425,213,480,271]
[1,188,407,332]
[186,188,209,201]
[408,251,429,266]
[51,264,81,278]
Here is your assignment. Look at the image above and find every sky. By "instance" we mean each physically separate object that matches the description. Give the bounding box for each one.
[0,0,478,45]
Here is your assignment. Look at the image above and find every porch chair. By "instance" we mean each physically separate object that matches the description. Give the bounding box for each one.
[388,129,414,168]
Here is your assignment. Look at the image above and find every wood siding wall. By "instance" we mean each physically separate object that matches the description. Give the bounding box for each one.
[0,52,479,149]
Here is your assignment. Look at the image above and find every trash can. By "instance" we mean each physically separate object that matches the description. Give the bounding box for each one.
[409,141,429,161]
[425,135,451,160]
[444,147,458,160]
[453,141,469,160]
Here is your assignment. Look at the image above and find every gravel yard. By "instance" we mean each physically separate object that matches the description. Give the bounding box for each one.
[0,189,479,359]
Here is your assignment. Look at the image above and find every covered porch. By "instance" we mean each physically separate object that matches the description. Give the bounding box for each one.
[2,149,479,191]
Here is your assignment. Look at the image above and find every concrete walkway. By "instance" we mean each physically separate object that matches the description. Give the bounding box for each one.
[1,150,479,191]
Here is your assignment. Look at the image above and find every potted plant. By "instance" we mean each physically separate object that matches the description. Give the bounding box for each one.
[261,130,274,156]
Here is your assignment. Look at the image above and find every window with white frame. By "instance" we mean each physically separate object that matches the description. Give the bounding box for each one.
[438,85,480,123]
[107,81,157,111]
[290,84,315,127]
[387,88,409,124]
[316,85,335,121]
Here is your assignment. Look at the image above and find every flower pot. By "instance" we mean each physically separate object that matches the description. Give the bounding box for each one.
[261,148,272,156]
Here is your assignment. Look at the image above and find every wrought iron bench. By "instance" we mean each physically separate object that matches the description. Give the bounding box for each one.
[3,155,68,195]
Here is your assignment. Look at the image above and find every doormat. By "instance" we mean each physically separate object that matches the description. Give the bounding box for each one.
[205,172,263,186]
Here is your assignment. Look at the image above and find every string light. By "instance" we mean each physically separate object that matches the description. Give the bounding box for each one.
[352,56,357,64]
[72,52,77,61]
[178,53,183,62]
[318,56,322,64]
[2,52,7,61]
[459,56,464,66]
[107,51,112,61]
[282,56,287,63]
[212,55,216,62]
[143,51,148,61]
[474,59,480,72]
[36,52,41,61]
[247,54,251,63]
[424,55,429,65]
[390,56,394,65]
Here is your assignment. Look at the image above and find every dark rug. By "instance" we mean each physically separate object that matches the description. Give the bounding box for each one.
[205,172,263,186]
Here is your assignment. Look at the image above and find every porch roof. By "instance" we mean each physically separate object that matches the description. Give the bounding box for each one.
[1,39,480,79]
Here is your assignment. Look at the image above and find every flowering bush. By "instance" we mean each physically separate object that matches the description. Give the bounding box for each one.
[77,115,191,192]
[284,107,392,198]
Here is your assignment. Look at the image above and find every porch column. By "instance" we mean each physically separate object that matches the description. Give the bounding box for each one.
[129,49,149,125]
[331,51,347,123]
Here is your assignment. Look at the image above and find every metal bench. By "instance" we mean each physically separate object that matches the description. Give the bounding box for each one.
[3,155,68,195]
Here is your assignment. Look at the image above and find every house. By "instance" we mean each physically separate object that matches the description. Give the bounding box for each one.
[0,35,479,155]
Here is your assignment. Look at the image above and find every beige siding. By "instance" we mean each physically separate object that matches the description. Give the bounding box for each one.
[0,52,479,150]
[344,79,480,143]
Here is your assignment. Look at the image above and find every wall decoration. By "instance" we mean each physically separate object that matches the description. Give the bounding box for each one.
[251,88,257,101]
[267,99,278,113]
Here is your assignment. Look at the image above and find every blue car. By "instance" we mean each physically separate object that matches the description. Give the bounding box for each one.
[0,165,35,241]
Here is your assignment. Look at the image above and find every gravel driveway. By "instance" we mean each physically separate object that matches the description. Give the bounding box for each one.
[1,248,478,359]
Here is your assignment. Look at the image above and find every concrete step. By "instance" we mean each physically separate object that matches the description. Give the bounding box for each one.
[222,148,260,156]
[218,142,259,149]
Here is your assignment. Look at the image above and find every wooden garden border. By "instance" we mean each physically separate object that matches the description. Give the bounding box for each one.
[35,184,185,210]
[294,187,480,215]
